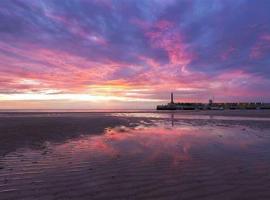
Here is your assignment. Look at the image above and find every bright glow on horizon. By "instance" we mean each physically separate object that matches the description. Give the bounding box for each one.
[0,93,163,102]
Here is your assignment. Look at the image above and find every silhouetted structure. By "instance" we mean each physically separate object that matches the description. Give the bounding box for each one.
[157,93,270,110]
[171,92,174,104]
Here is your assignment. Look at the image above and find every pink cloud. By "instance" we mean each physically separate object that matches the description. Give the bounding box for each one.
[220,46,236,61]
[0,42,123,94]
[250,33,270,59]
[146,20,192,68]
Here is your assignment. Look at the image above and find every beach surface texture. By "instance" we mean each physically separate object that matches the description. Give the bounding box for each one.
[1,111,270,200]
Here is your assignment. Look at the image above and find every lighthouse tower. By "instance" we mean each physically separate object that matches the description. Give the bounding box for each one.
[170,92,174,104]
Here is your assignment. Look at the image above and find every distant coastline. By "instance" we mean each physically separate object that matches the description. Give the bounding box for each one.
[157,93,270,111]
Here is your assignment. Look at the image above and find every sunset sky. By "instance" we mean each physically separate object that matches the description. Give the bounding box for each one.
[0,0,270,109]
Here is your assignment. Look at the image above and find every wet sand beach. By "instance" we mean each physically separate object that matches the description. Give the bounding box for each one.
[1,111,270,200]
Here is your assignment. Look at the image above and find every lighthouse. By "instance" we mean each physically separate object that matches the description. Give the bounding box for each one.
[170,92,174,104]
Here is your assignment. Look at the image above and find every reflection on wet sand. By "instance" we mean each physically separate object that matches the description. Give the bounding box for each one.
[0,115,144,156]
[1,115,270,200]
[171,113,174,127]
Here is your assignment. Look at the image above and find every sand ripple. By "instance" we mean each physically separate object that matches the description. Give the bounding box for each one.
[1,118,270,200]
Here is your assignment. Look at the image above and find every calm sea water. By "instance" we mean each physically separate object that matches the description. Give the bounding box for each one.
[0,110,270,122]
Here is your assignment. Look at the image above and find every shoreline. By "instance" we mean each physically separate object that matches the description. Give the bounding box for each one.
[1,109,270,118]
